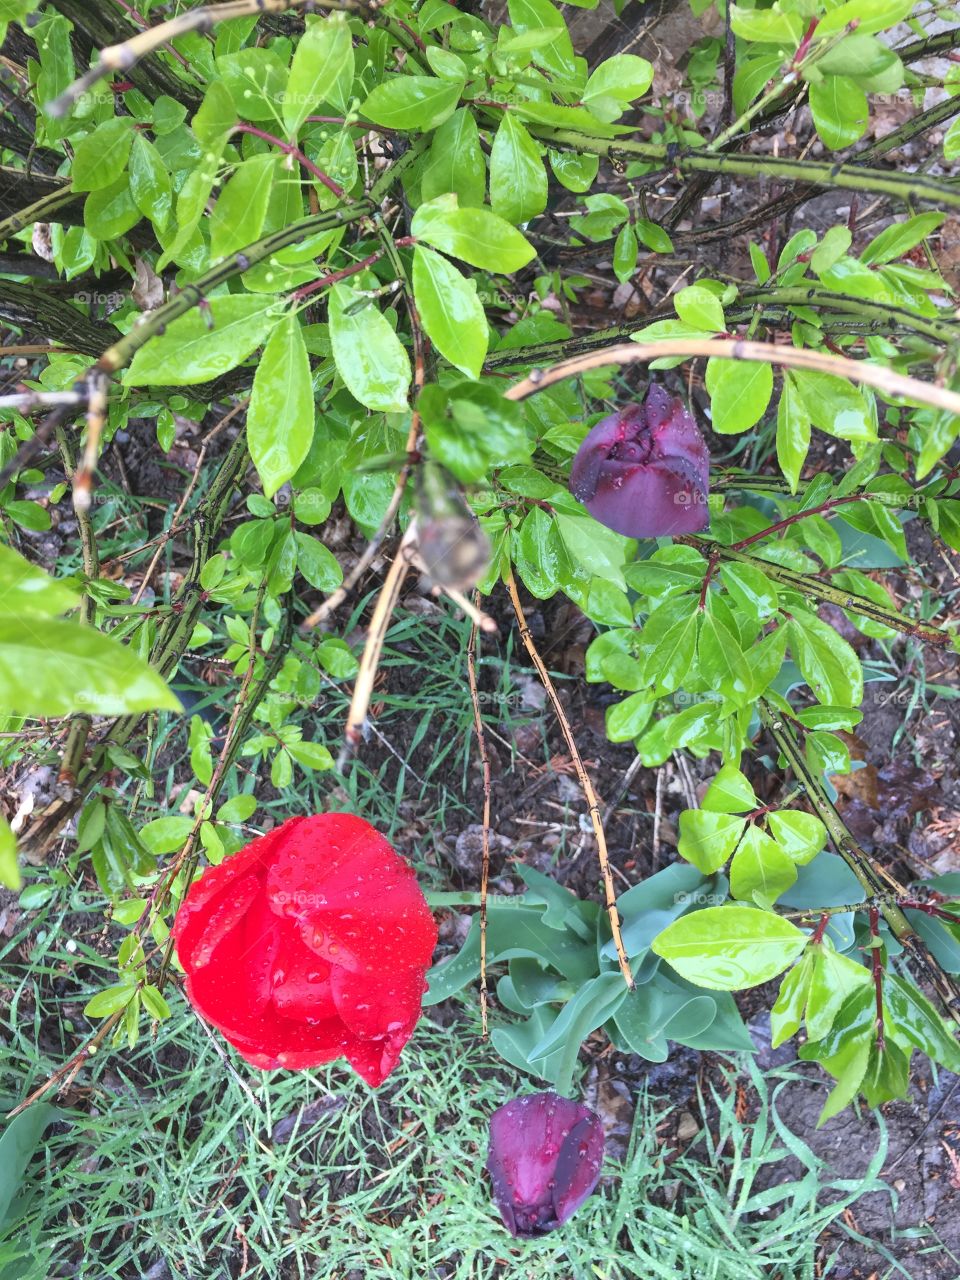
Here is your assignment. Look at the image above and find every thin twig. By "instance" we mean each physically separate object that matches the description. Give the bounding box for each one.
[503,339,960,419]
[505,571,633,989]
[45,0,363,118]
[131,399,248,606]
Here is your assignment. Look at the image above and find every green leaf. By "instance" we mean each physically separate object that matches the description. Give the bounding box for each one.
[490,113,547,225]
[287,739,335,770]
[217,47,288,123]
[84,177,142,241]
[507,0,575,79]
[0,814,20,891]
[677,809,746,874]
[141,984,171,1020]
[284,13,354,132]
[217,793,257,823]
[295,532,342,590]
[729,826,798,908]
[210,153,273,261]
[139,815,194,854]
[72,117,135,191]
[125,295,280,386]
[412,244,487,378]
[885,974,960,1073]
[328,285,411,411]
[0,543,79,616]
[0,1104,60,1226]
[809,76,868,150]
[583,53,653,120]
[555,512,629,589]
[612,223,638,284]
[420,108,486,207]
[0,617,182,716]
[248,315,315,497]
[705,357,773,434]
[411,196,536,271]
[788,610,864,706]
[675,284,724,332]
[788,368,875,443]
[361,75,462,132]
[770,952,814,1047]
[718,562,778,620]
[84,983,135,1017]
[419,382,530,483]
[701,764,759,813]
[767,810,827,864]
[729,3,804,43]
[861,213,945,265]
[653,905,808,990]
[605,692,654,742]
[129,134,173,230]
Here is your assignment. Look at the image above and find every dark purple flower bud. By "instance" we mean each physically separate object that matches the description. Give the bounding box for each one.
[486,1091,605,1237]
[569,384,710,537]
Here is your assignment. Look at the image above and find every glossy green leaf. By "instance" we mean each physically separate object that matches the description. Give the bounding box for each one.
[248,315,315,497]
[420,108,486,206]
[72,117,135,191]
[729,826,798,908]
[129,134,173,230]
[125,295,280,386]
[284,13,354,132]
[701,764,759,813]
[210,153,273,261]
[412,244,487,378]
[788,610,864,706]
[411,196,536,271]
[328,284,411,411]
[653,905,808,990]
[809,76,868,150]
[677,809,746,875]
[490,113,547,226]
[766,810,827,865]
[0,617,182,716]
[706,357,773,435]
[361,75,462,132]
[295,532,342,591]
[0,543,79,617]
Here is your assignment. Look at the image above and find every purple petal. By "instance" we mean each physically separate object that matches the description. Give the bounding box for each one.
[487,1092,605,1237]
[569,386,710,538]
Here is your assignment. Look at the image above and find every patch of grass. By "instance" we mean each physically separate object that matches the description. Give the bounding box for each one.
[2,907,908,1280]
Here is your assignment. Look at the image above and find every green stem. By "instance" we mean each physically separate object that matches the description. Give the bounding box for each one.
[529,129,960,210]
[685,535,950,646]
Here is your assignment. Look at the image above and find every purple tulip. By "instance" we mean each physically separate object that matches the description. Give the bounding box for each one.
[569,385,710,537]
[486,1091,605,1237]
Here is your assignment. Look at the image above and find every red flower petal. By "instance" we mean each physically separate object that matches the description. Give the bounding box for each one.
[173,812,437,1086]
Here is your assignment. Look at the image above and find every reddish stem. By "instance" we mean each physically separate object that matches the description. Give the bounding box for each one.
[727,494,863,554]
[810,912,831,945]
[291,236,415,303]
[233,123,346,200]
[793,18,820,66]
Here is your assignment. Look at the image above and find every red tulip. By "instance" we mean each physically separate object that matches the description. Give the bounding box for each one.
[172,813,437,1087]
[487,1092,605,1236]
[569,385,710,537]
